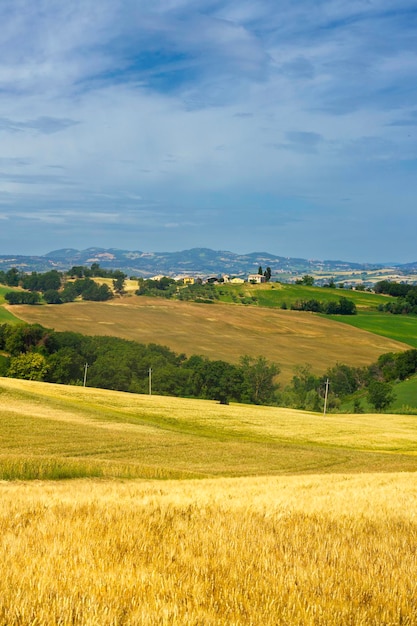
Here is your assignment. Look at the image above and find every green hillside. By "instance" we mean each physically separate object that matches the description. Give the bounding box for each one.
[391,375,417,411]
[326,311,417,348]
[216,282,392,308]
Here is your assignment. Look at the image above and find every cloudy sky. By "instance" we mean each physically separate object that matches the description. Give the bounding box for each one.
[0,1,417,262]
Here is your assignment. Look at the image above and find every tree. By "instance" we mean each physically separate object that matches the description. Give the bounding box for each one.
[264,267,272,282]
[187,357,244,404]
[325,363,360,397]
[39,270,62,292]
[288,364,320,409]
[337,297,357,315]
[60,283,78,303]
[240,355,280,404]
[46,348,85,384]
[367,380,395,411]
[112,271,127,295]
[7,352,49,381]
[90,263,101,277]
[296,275,314,286]
[5,291,40,305]
[5,268,20,286]
[43,289,62,304]
[68,266,85,278]
[258,266,263,276]
[4,324,46,356]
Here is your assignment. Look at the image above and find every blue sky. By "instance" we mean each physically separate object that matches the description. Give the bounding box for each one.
[1,1,417,262]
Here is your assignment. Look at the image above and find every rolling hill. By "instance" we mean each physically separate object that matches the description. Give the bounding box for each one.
[1,376,417,480]
[6,295,410,384]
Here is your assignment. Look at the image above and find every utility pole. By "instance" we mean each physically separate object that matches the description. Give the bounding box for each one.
[83,363,89,387]
[149,367,152,396]
[323,378,330,416]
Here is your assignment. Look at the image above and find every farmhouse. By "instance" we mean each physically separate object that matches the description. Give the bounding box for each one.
[248,274,266,284]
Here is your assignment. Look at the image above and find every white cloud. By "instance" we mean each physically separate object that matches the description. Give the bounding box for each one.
[0,0,416,260]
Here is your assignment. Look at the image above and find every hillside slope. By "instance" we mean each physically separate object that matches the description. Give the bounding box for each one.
[9,296,410,383]
[1,377,417,480]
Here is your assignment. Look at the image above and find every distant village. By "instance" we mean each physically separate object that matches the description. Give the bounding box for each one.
[149,273,269,285]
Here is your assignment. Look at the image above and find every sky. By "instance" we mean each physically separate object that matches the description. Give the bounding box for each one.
[0,1,417,263]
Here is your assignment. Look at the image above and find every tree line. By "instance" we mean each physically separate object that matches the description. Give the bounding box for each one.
[0,265,126,305]
[374,280,417,315]
[281,348,417,412]
[283,296,357,315]
[0,324,279,405]
[1,322,416,411]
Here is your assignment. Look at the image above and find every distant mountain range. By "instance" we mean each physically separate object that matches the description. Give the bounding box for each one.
[0,247,416,280]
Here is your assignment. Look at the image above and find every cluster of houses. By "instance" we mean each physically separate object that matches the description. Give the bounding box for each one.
[151,274,267,285]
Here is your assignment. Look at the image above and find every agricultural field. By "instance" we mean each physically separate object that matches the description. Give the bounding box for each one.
[1,475,417,625]
[2,376,417,479]
[1,378,417,624]
[326,310,417,349]
[216,281,392,309]
[5,296,408,385]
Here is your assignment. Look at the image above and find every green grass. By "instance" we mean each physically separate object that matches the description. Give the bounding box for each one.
[0,285,15,303]
[391,375,417,411]
[0,308,21,323]
[339,375,417,415]
[326,311,417,348]
[1,377,417,481]
[0,287,24,323]
[216,282,392,309]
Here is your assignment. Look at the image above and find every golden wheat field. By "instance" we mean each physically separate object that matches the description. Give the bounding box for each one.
[1,474,417,625]
[1,378,417,624]
[8,295,409,383]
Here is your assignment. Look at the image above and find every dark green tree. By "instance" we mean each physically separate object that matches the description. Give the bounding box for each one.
[264,267,272,282]
[46,348,85,384]
[337,297,357,315]
[367,380,395,411]
[240,355,280,404]
[43,290,62,304]
[5,268,20,286]
[4,324,45,355]
[112,271,127,295]
[68,266,85,278]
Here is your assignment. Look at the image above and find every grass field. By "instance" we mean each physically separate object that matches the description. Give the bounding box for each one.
[392,375,417,410]
[341,377,417,414]
[0,286,21,323]
[217,282,392,309]
[327,310,417,348]
[1,377,417,479]
[5,296,409,384]
[1,378,417,624]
